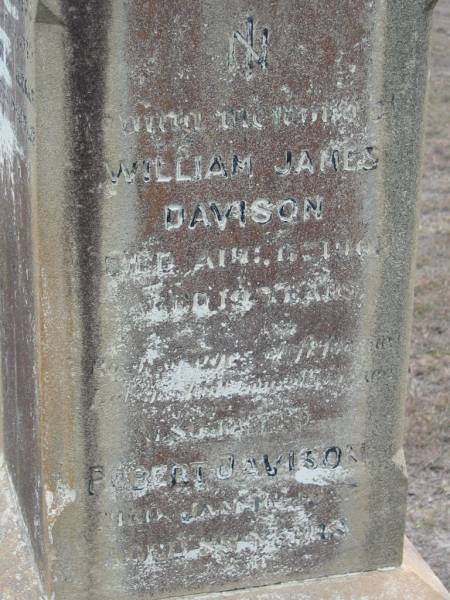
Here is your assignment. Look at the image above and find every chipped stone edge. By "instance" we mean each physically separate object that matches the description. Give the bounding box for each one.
[0,455,45,599]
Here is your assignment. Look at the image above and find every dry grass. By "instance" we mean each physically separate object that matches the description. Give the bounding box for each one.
[405,0,450,587]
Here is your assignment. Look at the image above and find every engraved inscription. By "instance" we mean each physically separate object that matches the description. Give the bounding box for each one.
[140,518,348,564]
[164,196,323,231]
[92,3,387,592]
[105,145,377,186]
[229,17,269,80]
[117,100,360,137]
[109,444,362,495]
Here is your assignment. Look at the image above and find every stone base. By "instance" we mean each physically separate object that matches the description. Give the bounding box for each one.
[0,460,448,600]
[193,538,450,600]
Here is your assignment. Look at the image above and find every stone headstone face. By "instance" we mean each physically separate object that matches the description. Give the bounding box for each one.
[0,2,433,599]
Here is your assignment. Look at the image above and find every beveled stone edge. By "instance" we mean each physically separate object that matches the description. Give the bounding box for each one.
[402,537,450,599]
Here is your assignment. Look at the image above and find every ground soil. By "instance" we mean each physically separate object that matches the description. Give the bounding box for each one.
[404,0,450,589]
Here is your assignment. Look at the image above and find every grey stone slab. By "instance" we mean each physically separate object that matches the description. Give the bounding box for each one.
[0,1,435,599]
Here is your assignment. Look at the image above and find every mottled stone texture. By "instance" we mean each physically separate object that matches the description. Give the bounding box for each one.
[0,1,434,599]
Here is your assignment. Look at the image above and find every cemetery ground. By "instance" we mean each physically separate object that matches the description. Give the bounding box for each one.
[405,0,450,588]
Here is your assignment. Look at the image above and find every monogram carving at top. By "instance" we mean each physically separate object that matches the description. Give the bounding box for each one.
[229,17,269,80]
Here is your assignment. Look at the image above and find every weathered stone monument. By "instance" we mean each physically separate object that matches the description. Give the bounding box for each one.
[0,1,448,599]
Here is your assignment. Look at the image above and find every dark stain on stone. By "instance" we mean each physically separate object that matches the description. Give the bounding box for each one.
[61,0,110,587]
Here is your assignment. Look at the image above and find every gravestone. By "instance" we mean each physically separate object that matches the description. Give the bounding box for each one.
[0,1,444,599]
